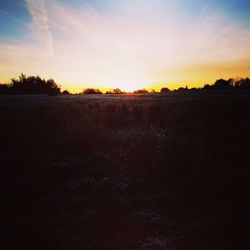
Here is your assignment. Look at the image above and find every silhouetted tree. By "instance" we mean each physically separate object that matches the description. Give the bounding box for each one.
[113,88,124,94]
[177,87,185,91]
[213,78,233,89]
[4,74,60,95]
[201,78,250,90]
[134,89,149,94]
[203,84,211,90]
[160,87,170,93]
[105,90,113,94]
[83,88,103,94]
[235,77,250,89]
[62,90,70,95]
[105,88,125,94]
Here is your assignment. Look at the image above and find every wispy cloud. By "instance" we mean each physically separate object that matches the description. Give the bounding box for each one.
[0,0,249,91]
[25,0,54,58]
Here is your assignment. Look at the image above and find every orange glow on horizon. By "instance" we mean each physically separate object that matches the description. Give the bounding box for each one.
[0,1,249,93]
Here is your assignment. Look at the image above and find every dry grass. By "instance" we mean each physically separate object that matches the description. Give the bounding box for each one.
[1,92,250,250]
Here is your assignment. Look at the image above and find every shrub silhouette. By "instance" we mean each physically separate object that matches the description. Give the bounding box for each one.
[105,88,125,94]
[83,88,103,94]
[203,84,211,90]
[0,74,60,95]
[62,90,70,95]
[201,77,250,90]
[177,87,185,91]
[133,89,149,94]
[213,78,233,89]
[160,87,170,93]
[105,90,113,94]
[235,77,250,89]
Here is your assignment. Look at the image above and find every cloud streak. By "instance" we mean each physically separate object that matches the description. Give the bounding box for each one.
[0,0,249,91]
[25,0,54,58]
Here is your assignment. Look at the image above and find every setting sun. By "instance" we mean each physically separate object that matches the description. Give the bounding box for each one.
[108,76,151,92]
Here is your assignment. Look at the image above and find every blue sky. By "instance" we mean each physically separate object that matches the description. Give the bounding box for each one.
[0,0,30,39]
[1,0,249,41]
[0,0,249,91]
[0,0,250,37]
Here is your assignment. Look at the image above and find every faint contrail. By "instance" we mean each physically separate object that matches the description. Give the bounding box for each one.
[25,0,54,58]
[199,0,214,22]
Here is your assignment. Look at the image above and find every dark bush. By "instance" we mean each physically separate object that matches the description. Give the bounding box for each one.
[62,90,70,95]
[160,87,170,93]
[0,74,60,95]
[83,88,103,94]
[105,88,125,94]
[133,89,149,94]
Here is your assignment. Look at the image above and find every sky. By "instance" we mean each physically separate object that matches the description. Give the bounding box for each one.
[0,0,250,92]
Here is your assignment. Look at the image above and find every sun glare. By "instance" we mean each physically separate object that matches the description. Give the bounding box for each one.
[0,0,249,92]
[109,77,151,92]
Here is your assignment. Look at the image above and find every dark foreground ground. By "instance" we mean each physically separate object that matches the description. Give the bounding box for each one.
[1,91,250,250]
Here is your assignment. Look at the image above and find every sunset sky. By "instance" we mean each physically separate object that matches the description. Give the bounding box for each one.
[0,0,250,92]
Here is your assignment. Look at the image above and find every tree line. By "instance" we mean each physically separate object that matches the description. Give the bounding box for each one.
[0,74,250,95]
[82,77,250,94]
[202,78,250,90]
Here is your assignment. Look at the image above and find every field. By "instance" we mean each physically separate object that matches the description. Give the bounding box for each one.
[1,91,250,250]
